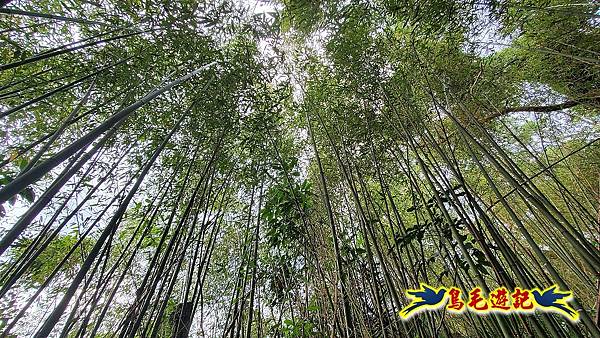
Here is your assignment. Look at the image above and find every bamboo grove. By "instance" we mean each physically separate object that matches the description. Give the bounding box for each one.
[0,0,599,337]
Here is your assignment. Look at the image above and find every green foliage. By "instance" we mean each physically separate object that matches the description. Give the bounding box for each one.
[494,0,600,100]
[3,235,88,287]
[260,162,313,304]
[281,318,319,337]
[262,178,311,248]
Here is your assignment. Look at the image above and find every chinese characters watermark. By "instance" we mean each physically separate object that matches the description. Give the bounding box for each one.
[400,283,578,321]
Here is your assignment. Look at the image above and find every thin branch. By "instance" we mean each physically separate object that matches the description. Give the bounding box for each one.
[484,97,600,122]
[0,8,106,25]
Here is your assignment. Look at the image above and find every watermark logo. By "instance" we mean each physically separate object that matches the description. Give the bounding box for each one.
[399,283,578,321]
